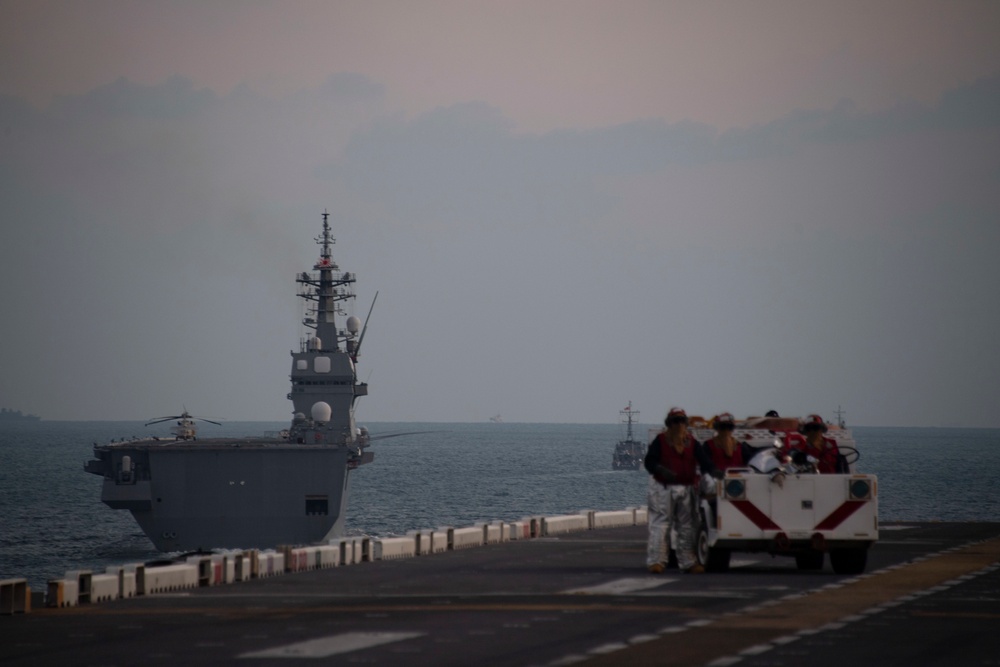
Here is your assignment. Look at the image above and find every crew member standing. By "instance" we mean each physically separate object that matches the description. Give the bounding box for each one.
[644,407,711,574]
[784,414,847,473]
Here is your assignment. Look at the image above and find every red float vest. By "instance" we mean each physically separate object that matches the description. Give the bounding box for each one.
[704,437,744,471]
[655,433,699,486]
[783,433,840,473]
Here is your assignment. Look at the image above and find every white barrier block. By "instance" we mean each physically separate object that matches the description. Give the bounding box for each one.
[430,529,449,553]
[408,531,433,555]
[508,521,530,540]
[258,552,283,576]
[541,514,590,536]
[1,578,30,614]
[332,539,354,566]
[271,552,285,575]
[522,516,544,538]
[144,563,198,594]
[349,539,361,565]
[498,522,510,542]
[634,506,648,525]
[65,570,92,604]
[47,579,78,608]
[593,510,634,529]
[90,573,120,603]
[316,545,339,568]
[124,563,145,595]
[288,548,309,572]
[230,551,251,581]
[374,536,417,560]
[484,523,503,544]
[120,570,137,598]
[185,556,212,586]
[105,566,136,599]
[452,526,484,550]
[210,555,235,584]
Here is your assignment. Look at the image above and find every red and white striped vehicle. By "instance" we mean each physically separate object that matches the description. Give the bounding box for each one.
[690,415,877,574]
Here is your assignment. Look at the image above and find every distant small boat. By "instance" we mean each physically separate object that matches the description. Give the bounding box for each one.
[612,402,644,470]
[489,414,503,423]
[0,408,41,422]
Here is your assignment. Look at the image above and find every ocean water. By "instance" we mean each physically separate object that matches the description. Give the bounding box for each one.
[1,421,998,591]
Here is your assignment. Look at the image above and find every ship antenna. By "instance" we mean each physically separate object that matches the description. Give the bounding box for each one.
[353,291,379,361]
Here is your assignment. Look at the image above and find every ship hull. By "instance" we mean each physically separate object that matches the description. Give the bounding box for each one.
[92,441,353,551]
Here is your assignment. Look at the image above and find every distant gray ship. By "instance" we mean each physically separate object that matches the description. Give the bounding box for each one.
[85,212,375,551]
[611,402,644,470]
[0,408,41,422]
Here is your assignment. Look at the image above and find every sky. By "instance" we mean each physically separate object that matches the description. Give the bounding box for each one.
[1,1,998,427]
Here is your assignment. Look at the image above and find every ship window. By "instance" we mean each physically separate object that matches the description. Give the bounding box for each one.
[296,360,308,370]
[314,357,331,373]
[305,495,329,515]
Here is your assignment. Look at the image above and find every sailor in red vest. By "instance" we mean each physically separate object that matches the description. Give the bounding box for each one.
[643,407,712,574]
[783,414,846,473]
[702,412,752,474]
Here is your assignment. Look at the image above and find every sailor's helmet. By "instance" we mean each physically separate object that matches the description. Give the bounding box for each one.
[802,414,828,432]
[665,407,688,426]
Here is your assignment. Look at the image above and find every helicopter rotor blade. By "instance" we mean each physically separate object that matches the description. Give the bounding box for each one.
[366,430,441,441]
[145,416,183,426]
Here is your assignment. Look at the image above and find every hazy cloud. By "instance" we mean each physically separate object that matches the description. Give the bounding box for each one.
[1,71,997,426]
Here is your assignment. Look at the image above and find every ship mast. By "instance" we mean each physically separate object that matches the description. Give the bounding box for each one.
[296,211,355,352]
[620,401,639,442]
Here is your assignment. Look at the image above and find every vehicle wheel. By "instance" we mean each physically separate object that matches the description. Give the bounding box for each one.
[696,520,731,572]
[829,548,867,574]
[795,550,824,570]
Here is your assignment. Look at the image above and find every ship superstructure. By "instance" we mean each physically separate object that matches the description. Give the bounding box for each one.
[85,212,374,552]
[612,402,645,470]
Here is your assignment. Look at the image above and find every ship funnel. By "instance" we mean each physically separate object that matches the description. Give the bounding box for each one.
[311,401,332,423]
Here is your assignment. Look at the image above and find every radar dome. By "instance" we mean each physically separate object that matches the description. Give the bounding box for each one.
[308,336,322,351]
[293,412,306,422]
[347,316,361,334]
[311,401,332,423]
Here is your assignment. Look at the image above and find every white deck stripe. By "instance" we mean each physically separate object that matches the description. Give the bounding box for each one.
[239,632,423,659]
[562,577,675,595]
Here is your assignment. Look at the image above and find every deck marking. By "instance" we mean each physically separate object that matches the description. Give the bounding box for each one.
[705,658,742,667]
[239,631,423,659]
[589,642,628,655]
[562,577,675,595]
[740,643,774,655]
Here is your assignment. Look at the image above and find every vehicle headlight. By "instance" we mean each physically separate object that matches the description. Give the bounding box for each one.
[724,479,746,500]
[849,479,872,500]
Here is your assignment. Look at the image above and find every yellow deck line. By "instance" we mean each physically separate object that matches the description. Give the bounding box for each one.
[581,535,1000,666]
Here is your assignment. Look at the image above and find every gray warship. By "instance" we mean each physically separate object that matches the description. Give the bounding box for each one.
[611,401,645,470]
[85,212,374,551]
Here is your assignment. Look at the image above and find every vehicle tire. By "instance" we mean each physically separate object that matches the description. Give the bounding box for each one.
[795,550,824,570]
[696,519,731,572]
[829,548,867,575]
